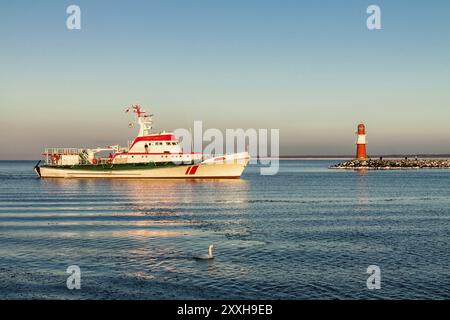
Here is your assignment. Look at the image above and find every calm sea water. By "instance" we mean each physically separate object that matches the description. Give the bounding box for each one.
[0,160,449,299]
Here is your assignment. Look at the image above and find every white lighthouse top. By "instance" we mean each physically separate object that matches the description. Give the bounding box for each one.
[126,104,153,137]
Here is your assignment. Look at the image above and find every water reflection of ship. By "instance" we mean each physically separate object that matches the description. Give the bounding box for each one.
[119,179,251,211]
[40,177,250,278]
[42,177,250,232]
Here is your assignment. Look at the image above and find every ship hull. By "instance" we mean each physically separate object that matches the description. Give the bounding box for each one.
[37,160,248,179]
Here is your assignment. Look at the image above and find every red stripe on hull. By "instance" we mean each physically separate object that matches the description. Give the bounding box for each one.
[189,165,199,175]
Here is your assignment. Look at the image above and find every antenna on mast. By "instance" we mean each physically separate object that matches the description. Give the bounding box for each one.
[124,104,154,137]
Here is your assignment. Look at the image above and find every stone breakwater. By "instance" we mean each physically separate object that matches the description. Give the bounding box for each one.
[331,159,450,169]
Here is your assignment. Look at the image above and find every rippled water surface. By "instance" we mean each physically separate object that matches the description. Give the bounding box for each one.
[0,160,449,299]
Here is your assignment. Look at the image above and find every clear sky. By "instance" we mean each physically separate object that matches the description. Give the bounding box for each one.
[0,0,449,159]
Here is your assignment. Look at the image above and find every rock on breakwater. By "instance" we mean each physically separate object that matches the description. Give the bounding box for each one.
[331,159,450,169]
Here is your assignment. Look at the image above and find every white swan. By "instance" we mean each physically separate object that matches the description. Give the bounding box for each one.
[194,245,214,260]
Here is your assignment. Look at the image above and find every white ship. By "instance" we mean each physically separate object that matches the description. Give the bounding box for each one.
[35,105,249,179]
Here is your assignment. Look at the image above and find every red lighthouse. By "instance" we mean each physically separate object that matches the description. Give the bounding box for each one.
[356,123,368,160]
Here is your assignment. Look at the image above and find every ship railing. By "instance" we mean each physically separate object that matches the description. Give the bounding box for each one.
[43,147,84,155]
[43,148,119,166]
[43,148,85,165]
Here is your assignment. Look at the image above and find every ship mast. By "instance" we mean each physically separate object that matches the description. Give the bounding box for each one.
[127,104,153,137]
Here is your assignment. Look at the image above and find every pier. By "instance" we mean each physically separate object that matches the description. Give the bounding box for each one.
[331,159,450,169]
